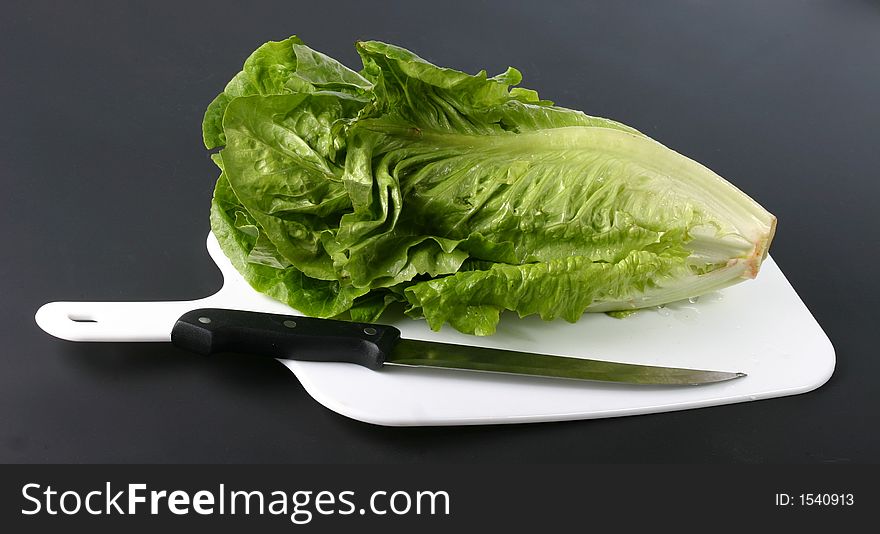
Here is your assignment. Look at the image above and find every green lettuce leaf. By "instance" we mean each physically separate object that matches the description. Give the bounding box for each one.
[202,36,371,150]
[210,165,370,318]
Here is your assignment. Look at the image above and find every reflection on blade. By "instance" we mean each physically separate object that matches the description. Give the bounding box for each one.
[386,339,745,386]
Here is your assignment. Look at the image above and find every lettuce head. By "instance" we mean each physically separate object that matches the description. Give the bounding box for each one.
[204,37,777,335]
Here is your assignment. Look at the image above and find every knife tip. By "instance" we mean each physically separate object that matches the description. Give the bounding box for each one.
[698,371,747,385]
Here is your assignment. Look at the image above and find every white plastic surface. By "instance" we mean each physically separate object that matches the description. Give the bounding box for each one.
[36,233,835,426]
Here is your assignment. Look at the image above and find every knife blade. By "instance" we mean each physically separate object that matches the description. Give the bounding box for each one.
[170,308,745,386]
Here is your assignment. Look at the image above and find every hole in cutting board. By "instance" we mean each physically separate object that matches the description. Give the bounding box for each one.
[68,314,97,323]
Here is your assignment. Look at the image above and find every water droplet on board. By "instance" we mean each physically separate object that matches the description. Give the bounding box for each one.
[688,296,699,304]
[672,306,700,324]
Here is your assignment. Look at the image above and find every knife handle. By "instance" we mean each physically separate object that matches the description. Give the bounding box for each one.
[171,308,401,370]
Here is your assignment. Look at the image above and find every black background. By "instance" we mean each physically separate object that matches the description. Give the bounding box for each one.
[2,0,877,463]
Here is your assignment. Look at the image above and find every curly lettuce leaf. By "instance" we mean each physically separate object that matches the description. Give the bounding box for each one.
[210,169,369,317]
[203,36,371,150]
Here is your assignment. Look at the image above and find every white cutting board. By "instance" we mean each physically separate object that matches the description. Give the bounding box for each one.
[36,233,835,426]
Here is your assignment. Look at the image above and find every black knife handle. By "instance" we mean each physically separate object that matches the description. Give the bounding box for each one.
[171,308,401,370]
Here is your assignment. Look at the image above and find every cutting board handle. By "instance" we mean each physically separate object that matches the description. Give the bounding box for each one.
[33,233,299,342]
[34,299,222,342]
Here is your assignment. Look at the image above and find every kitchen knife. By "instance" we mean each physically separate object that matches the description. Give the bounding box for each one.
[171,308,745,385]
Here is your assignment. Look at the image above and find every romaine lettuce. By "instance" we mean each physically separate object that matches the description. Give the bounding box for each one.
[205,37,776,335]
